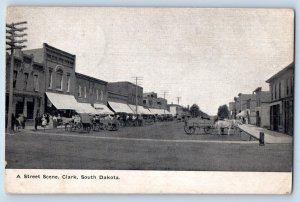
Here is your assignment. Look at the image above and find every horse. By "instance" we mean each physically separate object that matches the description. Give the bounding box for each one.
[214,119,242,136]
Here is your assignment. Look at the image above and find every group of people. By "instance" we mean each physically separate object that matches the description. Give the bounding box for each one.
[9,113,26,131]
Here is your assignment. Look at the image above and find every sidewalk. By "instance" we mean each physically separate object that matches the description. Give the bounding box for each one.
[238,124,293,144]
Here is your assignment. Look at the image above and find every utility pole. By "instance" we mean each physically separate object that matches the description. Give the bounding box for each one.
[176,97,181,105]
[160,90,169,115]
[132,77,143,115]
[6,21,27,133]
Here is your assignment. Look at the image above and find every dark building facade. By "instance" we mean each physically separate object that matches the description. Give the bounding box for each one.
[6,50,45,120]
[75,73,108,105]
[24,43,77,115]
[143,92,168,110]
[107,82,143,105]
[266,63,294,135]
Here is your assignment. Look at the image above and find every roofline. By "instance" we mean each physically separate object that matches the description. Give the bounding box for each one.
[44,43,76,58]
[75,72,108,85]
[266,62,294,83]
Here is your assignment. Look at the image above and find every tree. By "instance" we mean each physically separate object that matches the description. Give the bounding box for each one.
[190,104,200,117]
[217,104,229,119]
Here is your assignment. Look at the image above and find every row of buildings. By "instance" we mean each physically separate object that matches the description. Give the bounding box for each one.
[5,43,184,122]
[228,63,294,136]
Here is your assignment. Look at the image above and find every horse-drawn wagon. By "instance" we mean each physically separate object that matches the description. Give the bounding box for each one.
[184,118,214,135]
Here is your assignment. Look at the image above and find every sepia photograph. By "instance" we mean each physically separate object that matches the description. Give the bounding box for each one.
[4,7,294,194]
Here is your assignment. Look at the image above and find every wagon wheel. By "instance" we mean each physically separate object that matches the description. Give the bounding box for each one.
[184,125,195,135]
[204,126,212,135]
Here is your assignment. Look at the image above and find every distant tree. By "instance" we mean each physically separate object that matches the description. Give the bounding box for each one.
[190,104,200,117]
[217,105,229,119]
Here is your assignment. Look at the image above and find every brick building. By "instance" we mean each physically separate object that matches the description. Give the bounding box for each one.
[5,50,44,121]
[24,43,77,116]
[107,82,143,105]
[266,63,294,135]
[143,92,168,110]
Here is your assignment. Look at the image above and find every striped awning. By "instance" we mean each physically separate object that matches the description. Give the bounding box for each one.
[128,105,151,115]
[108,101,134,114]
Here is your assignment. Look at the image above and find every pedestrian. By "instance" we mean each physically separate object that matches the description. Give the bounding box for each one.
[35,113,41,130]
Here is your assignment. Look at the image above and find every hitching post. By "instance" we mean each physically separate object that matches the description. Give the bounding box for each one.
[259,132,265,146]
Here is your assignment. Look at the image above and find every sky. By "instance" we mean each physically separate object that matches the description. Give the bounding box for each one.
[6,7,294,115]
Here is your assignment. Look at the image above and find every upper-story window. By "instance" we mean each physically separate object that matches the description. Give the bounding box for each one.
[78,85,82,97]
[286,79,289,96]
[33,74,39,91]
[24,73,29,90]
[84,86,87,98]
[13,70,18,88]
[279,82,281,99]
[56,69,63,90]
[48,69,53,89]
[96,89,99,100]
[274,83,277,100]
[291,77,294,95]
[66,74,70,92]
[100,90,103,101]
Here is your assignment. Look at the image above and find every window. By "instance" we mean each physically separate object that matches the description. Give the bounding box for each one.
[78,85,82,97]
[84,86,87,98]
[291,77,294,95]
[286,79,289,96]
[13,70,18,88]
[33,74,39,91]
[279,82,281,99]
[100,90,103,101]
[48,70,53,89]
[66,74,70,92]
[274,84,277,100]
[96,89,99,100]
[24,73,29,89]
[56,69,63,90]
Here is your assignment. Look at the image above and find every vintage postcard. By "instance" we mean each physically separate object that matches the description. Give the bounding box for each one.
[5,7,294,194]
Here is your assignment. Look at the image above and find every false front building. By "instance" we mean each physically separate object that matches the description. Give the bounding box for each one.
[266,63,294,135]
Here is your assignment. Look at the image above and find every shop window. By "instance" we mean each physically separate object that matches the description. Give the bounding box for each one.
[100,90,103,101]
[96,89,99,100]
[84,86,87,98]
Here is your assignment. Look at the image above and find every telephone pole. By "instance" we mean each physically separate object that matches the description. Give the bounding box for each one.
[160,90,169,114]
[176,97,181,105]
[6,21,27,133]
[132,77,143,115]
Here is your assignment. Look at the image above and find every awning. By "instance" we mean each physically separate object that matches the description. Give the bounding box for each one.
[149,108,167,115]
[236,110,249,118]
[46,92,78,110]
[108,101,134,114]
[128,105,151,115]
[94,103,114,115]
[76,102,98,114]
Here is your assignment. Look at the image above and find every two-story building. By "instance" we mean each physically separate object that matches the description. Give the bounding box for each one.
[143,92,168,110]
[24,43,77,117]
[253,87,271,128]
[75,73,112,114]
[266,63,294,135]
[5,50,45,121]
[235,93,257,124]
